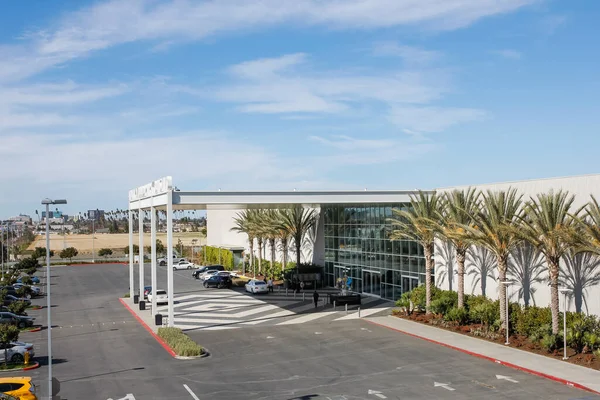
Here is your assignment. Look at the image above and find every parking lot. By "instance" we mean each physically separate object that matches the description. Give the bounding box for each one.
[14,263,600,399]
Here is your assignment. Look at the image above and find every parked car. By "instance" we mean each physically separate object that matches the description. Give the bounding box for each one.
[158,256,186,266]
[147,290,168,305]
[192,265,224,279]
[2,296,31,307]
[0,377,37,400]
[12,284,41,297]
[0,288,19,298]
[143,286,152,299]
[17,276,40,284]
[245,280,268,294]
[0,341,35,364]
[172,261,195,271]
[0,312,34,329]
[203,275,232,289]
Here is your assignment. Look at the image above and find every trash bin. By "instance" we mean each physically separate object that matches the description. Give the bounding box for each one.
[139,300,145,310]
[155,313,163,326]
[133,295,139,304]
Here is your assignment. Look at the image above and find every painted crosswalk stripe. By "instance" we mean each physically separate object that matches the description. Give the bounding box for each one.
[276,310,338,325]
[242,302,318,325]
[333,307,389,320]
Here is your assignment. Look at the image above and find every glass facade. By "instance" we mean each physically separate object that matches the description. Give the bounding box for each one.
[323,204,432,301]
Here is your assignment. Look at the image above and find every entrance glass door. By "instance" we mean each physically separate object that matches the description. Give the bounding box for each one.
[362,269,381,297]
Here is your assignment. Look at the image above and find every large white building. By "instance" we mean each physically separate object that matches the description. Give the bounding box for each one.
[206,173,600,317]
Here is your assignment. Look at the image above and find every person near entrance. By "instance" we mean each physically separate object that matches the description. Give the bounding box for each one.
[267,277,273,292]
[300,281,305,292]
[313,290,319,308]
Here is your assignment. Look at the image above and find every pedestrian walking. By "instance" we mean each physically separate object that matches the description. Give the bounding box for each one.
[313,290,319,308]
[300,281,305,292]
[267,277,273,292]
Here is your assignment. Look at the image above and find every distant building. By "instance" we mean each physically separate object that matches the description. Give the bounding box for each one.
[9,215,32,224]
[87,210,105,221]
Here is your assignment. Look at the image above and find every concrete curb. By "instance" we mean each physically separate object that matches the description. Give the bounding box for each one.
[0,362,40,372]
[119,298,177,357]
[366,319,600,395]
[24,327,42,332]
[175,349,210,360]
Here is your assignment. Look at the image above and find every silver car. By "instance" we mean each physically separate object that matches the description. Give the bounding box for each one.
[0,341,35,364]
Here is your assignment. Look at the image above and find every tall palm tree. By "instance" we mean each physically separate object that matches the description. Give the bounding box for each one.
[519,190,583,334]
[389,191,442,314]
[466,189,523,329]
[560,250,600,314]
[231,209,256,275]
[508,243,546,307]
[275,209,290,272]
[437,188,480,308]
[280,206,318,278]
[466,246,496,296]
[263,210,281,278]
[578,195,600,253]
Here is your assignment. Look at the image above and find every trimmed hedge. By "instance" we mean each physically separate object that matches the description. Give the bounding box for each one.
[157,327,203,357]
[203,246,234,270]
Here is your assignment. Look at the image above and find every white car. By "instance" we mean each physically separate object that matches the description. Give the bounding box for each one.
[245,280,268,294]
[0,341,34,364]
[173,261,195,271]
[147,289,168,305]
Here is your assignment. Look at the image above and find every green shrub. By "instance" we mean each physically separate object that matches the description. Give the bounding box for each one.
[203,246,234,270]
[445,307,469,325]
[529,323,552,343]
[515,306,552,337]
[157,327,203,357]
[469,300,499,326]
[541,333,561,353]
[567,314,598,353]
[14,257,39,270]
[395,292,412,314]
[19,276,32,286]
[430,290,458,315]
[583,332,599,351]
[7,301,28,316]
[26,267,38,275]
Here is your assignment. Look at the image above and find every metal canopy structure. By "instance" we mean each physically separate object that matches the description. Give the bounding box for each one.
[128,176,429,327]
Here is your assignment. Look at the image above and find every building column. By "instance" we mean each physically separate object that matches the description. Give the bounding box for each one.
[151,205,157,315]
[139,208,144,299]
[128,209,134,299]
[166,191,174,326]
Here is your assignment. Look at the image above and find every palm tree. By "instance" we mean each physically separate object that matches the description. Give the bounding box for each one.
[519,190,583,334]
[466,246,496,296]
[578,195,600,253]
[279,206,318,279]
[389,191,442,314]
[466,189,523,329]
[508,243,546,307]
[275,209,290,272]
[231,209,256,275]
[263,210,281,278]
[437,188,480,308]
[560,250,600,314]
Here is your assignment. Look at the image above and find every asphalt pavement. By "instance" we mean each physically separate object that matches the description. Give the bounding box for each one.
[13,263,599,400]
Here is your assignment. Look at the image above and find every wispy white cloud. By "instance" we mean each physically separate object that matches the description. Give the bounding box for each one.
[372,42,441,66]
[538,14,567,35]
[388,106,487,133]
[491,49,522,59]
[1,0,538,83]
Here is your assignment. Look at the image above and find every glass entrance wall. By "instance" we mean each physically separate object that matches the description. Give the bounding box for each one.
[323,204,431,301]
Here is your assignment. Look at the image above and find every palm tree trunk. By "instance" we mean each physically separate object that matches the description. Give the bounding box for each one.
[548,257,560,335]
[248,237,254,276]
[269,238,275,278]
[282,241,287,272]
[424,242,434,315]
[456,249,466,309]
[257,238,263,275]
[498,255,508,330]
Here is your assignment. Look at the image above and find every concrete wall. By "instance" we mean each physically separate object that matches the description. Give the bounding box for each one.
[435,173,600,317]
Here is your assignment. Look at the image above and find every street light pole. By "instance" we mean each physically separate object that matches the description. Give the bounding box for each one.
[559,288,571,360]
[501,280,513,345]
[42,198,66,400]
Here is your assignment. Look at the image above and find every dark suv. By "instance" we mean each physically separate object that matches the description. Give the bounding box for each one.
[203,274,232,289]
[192,265,225,279]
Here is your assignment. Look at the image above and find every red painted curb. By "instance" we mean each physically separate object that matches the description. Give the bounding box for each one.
[22,362,40,371]
[119,298,177,357]
[25,327,42,332]
[366,320,600,395]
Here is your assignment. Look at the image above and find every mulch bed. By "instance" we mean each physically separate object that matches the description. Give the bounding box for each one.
[395,311,600,371]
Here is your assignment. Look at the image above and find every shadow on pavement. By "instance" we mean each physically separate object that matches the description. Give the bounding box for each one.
[61,366,145,382]
[38,357,68,366]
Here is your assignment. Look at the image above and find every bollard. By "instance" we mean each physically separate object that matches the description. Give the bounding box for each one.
[294,291,296,299]
[286,288,288,296]
[333,301,336,310]
[303,292,305,301]
[358,307,361,318]
[345,303,348,314]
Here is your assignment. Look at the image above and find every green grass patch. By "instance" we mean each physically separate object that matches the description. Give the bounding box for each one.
[157,327,203,357]
[231,276,251,287]
[0,363,29,370]
[123,293,130,298]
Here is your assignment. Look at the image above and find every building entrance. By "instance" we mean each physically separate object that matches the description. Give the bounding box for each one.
[362,269,381,297]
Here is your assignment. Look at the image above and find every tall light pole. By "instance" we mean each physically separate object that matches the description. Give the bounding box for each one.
[42,198,67,400]
[559,288,571,360]
[501,280,513,345]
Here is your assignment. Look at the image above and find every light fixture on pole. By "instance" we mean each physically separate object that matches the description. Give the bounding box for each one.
[559,287,571,360]
[42,198,67,400]
[501,280,513,345]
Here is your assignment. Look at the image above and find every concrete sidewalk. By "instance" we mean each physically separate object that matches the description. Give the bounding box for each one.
[366,315,600,394]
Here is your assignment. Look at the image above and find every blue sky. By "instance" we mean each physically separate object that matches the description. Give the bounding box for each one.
[1,0,599,218]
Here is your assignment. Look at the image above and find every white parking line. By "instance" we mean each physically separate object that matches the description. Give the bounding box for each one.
[183,384,200,400]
